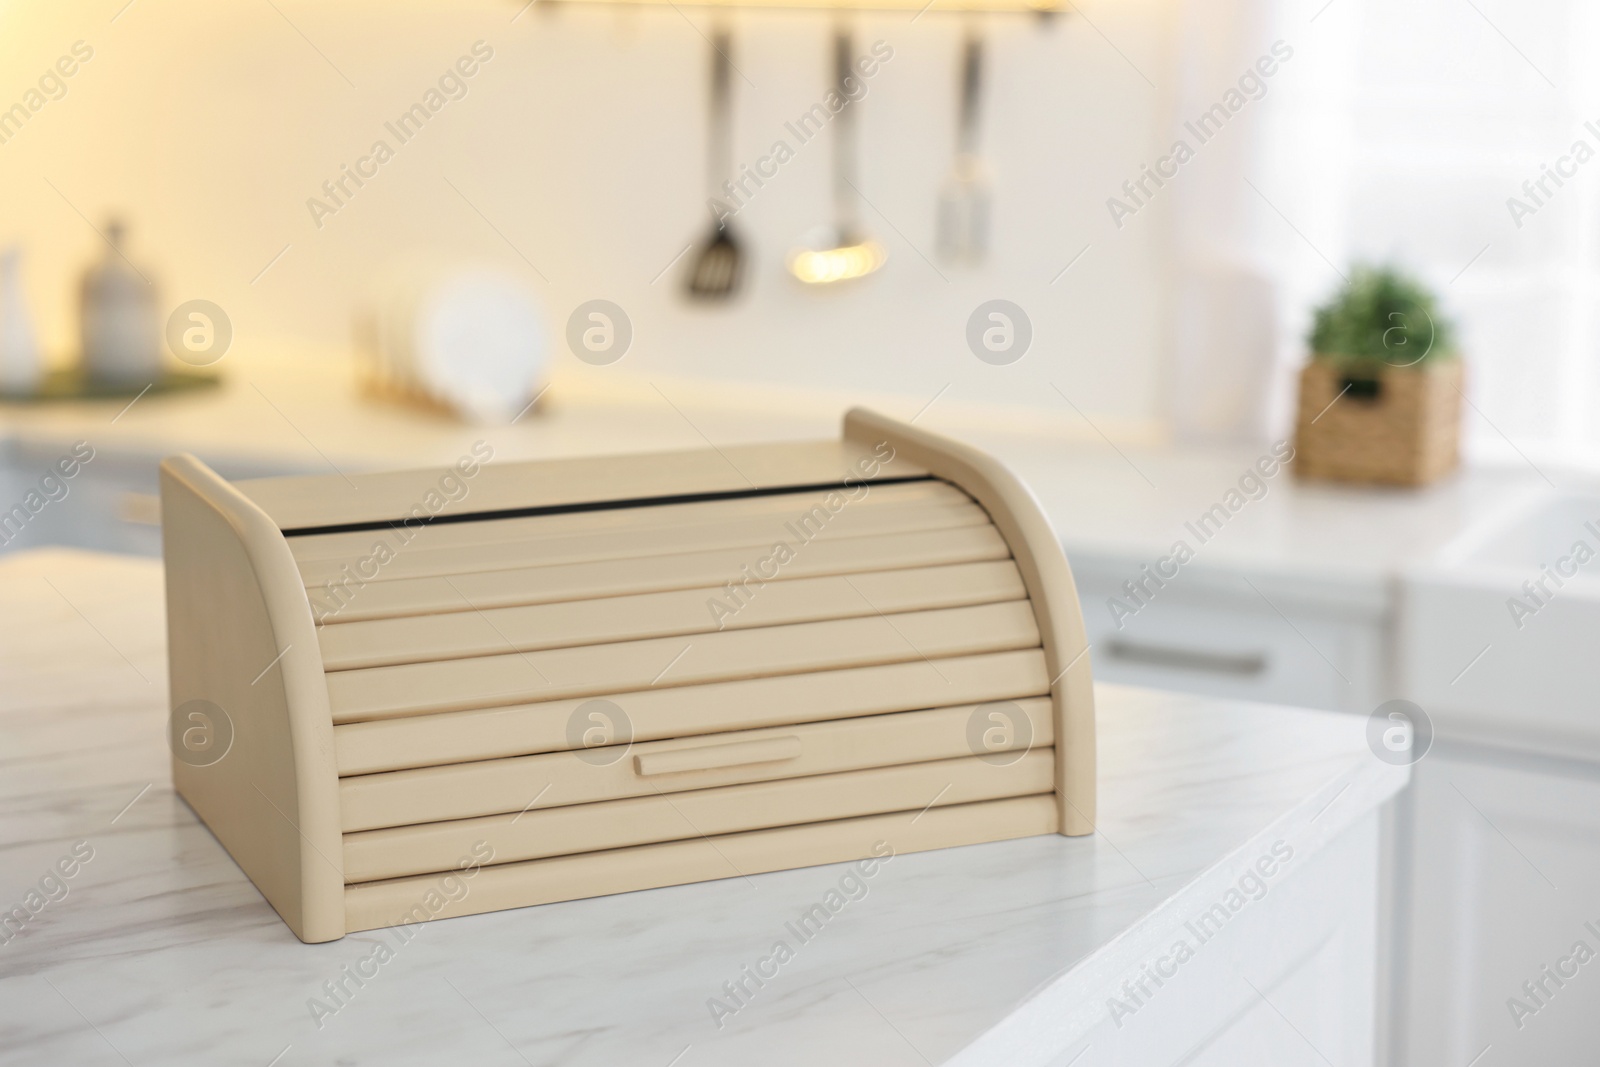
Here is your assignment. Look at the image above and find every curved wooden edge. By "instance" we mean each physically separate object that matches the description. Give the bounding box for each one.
[842,408,1096,835]
[160,453,345,942]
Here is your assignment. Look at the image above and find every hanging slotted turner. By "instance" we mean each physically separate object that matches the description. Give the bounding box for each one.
[688,31,745,299]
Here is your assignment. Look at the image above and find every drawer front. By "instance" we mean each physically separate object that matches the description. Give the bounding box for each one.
[339,696,1053,831]
[1078,588,1376,712]
[343,750,1055,882]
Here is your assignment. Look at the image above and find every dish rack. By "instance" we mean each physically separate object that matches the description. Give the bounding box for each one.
[161,408,1095,943]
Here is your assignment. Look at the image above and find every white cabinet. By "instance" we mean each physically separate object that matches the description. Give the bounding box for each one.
[1065,545,1600,1067]
[0,441,161,557]
[1051,813,1383,1067]
[1396,746,1600,1067]
[1069,552,1388,715]
[0,441,303,558]
[1163,817,1382,1067]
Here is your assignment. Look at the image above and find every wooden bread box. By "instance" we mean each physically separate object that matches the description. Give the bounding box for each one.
[160,408,1096,943]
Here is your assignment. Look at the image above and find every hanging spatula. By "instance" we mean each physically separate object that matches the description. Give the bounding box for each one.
[687,31,745,300]
[938,31,991,264]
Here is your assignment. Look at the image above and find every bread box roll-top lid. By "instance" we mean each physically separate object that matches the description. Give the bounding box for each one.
[159,407,1095,943]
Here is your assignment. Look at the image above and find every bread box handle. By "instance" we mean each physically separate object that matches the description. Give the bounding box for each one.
[633,735,802,777]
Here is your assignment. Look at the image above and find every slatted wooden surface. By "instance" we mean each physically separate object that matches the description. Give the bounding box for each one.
[326,600,1040,722]
[339,697,1054,831]
[334,649,1051,774]
[306,476,1058,903]
[305,525,1011,623]
[318,560,1026,670]
[343,796,1060,932]
[344,751,1055,882]
[295,481,985,585]
[245,439,927,531]
[290,479,956,558]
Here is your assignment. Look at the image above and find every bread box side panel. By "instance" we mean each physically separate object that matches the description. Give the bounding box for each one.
[161,454,345,943]
[843,408,1097,835]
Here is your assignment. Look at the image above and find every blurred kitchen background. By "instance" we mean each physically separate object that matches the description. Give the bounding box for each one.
[1,0,1593,454]
[4,0,1600,1064]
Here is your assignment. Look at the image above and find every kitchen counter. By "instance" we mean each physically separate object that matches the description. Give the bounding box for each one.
[0,348,1567,606]
[4,347,1582,628]
[0,549,1407,1066]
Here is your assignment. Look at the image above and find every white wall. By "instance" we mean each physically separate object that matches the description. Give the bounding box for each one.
[0,0,1181,435]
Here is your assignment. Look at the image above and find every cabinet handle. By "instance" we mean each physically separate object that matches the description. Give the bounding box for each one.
[1105,639,1267,677]
[634,735,802,777]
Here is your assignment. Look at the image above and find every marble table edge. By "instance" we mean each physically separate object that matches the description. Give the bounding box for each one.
[945,751,1410,1066]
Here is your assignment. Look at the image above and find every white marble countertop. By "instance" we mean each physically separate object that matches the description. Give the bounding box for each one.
[0,347,1579,615]
[0,549,1407,1066]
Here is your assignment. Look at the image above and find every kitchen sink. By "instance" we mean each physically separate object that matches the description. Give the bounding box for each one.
[1400,489,1600,753]
[1458,493,1600,573]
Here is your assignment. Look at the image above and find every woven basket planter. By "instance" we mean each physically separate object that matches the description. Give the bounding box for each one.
[1293,358,1463,487]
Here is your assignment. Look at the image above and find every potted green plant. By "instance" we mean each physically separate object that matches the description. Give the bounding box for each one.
[1293,266,1463,486]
